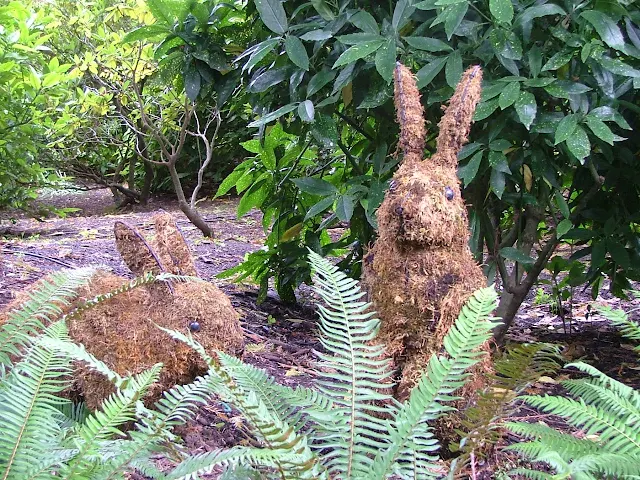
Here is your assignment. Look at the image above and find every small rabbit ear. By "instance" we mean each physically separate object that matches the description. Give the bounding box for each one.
[114,221,168,276]
[153,213,198,277]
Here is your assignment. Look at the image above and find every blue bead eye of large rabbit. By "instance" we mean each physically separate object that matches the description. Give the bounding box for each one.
[188,321,201,332]
[444,186,454,201]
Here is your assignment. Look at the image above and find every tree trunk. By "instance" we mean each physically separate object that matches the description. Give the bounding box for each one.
[168,164,213,237]
[492,205,547,343]
[141,161,153,205]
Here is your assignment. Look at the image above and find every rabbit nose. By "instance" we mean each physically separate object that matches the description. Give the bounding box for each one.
[444,187,454,201]
[188,321,201,332]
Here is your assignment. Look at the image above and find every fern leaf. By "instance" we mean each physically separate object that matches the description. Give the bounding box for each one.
[521,394,640,455]
[216,351,333,432]
[597,304,640,353]
[0,320,74,480]
[307,250,396,478]
[60,365,162,477]
[370,286,499,479]
[164,447,312,480]
[0,267,96,365]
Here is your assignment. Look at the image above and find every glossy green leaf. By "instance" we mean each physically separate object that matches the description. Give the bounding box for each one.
[445,51,462,88]
[556,219,572,237]
[566,125,590,162]
[335,194,356,221]
[351,11,379,34]
[607,239,630,268]
[403,36,453,52]
[541,51,574,71]
[442,2,468,40]
[585,117,614,145]
[555,190,570,219]
[310,0,335,21]
[248,103,297,127]
[300,29,333,41]
[392,0,416,32]
[490,168,507,199]
[474,98,500,121]
[307,69,336,96]
[591,240,606,269]
[498,81,520,109]
[240,38,281,72]
[311,114,339,147]
[332,40,385,68]
[375,39,396,82]
[587,106,631,130]
[490,28,523,60]
[298,100,315,122]
[581,10,625,52]
[338,33,384,45]
[123,25,170,43]
[596,56,640,78]
[528,46,542,77]
[545,81,591,99]
[184,66,201,101]
[238,180,269,217]
[490,0,514,24]
[515,91,537,129]
[285,35,309,70]
[292,177,338,196]
[554,114,578,145]
[416,56,448,88]
[500,247,535,264]
[255,0,288,34]
[304,195,335,220]
[459,150,483,187]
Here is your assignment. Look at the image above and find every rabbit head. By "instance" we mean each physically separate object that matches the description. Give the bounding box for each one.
[377,64,483,249]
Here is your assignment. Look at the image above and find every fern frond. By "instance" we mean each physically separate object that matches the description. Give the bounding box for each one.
[596,304,640,353]
[307,250,395,478]
[0,320,74,480]
[216,351,333,432]
[505,423,601,458]
[39,336,126,389]
[563,361,640,410]
[521,393,640,455]
[370,286,499,479]
[164,446,312,480]
[0,267,96,365]
[60,365,162,478]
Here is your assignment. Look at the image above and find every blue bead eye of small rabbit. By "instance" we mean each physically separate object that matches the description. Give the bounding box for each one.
[189,321,201,332]
[445,187,454,201]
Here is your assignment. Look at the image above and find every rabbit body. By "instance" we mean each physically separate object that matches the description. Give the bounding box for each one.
[361,65,489,401]
[1,213,244,409]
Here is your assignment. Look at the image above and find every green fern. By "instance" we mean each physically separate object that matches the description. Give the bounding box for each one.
[0,270,216,480]
[163,250,500,479]
[0,267,96,366]
[451,343,563,474]
[507,294,640,479]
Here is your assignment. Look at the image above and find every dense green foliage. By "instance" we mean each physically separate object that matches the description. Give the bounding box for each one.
[0,2,76,212]
[507,299,640,478]
[215,0,640,336]
[163,251,500,479]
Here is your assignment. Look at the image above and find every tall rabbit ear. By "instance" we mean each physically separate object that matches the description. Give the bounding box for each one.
[152,213,198,277]
[394,63,427,165]
[113,218,167,267]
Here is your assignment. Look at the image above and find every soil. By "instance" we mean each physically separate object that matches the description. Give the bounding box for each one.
[1,186,638,479]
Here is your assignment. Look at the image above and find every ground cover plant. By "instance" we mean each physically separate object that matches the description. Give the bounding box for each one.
[0,250,501,479]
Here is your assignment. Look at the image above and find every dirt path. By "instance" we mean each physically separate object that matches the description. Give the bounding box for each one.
[0,189,267,306]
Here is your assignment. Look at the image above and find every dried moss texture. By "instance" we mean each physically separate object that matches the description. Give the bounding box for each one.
[1,213,244,409]
[362,64,488,401]
[153,213,198,276]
